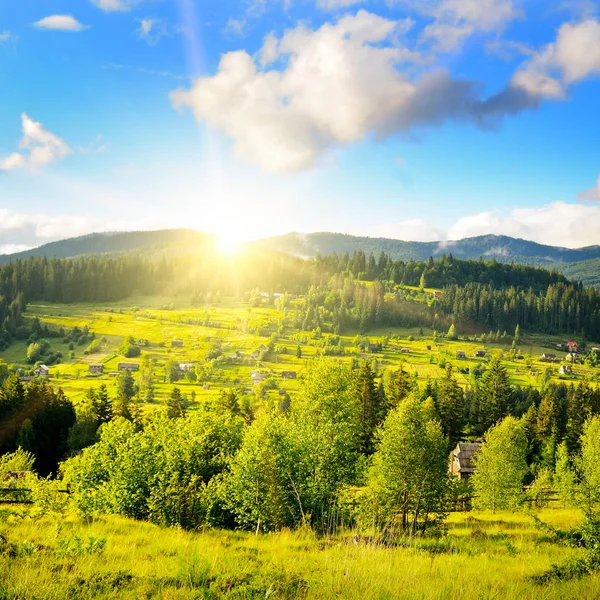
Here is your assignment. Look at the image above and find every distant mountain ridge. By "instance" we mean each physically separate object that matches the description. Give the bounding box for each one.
[257,232,600,265]
[2,229,600,287]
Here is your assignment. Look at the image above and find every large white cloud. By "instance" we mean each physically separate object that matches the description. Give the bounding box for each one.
[172,10,549,173]
[0,114,72,171]
[33,15,90,31]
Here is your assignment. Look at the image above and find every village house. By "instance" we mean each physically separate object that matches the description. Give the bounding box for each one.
[565,341,578,353]
[202,384,210,391]
[257,344,268,352]
[179,363,195,372]
[278,389,287,396]
[368,343,380,353]
[450,442,482,481]
[33,365,50,378]
[89,363,104,375]
[251,350,261,359]
[455,351,466,359]
[229,351,243,360]
[400,348,411,354]
[432,291,443,298]
[426,345,432,351]
[281,371,297,380]
[171,340,184,348]
[117,362,139,372]
[541,353,557,361]
[559,365,573,375]
[475,350,487,358]
[108,372,120,378]
[251,370,268,383]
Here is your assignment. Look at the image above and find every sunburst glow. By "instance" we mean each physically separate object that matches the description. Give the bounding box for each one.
[216,234,241,255]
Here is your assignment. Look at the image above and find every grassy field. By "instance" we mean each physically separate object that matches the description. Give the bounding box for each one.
[1,507,597,599]
[1,293,597,406]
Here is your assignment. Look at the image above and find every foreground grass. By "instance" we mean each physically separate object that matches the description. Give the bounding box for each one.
[1,509,599,599]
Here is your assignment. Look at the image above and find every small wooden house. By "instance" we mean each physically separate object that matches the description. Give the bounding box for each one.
[455,351,466,359]
[559,365,573,375]
[475,350,486,358]
[566,341,578,353]
[258,344,268,352]
[179,363,195,372]
[33,365,50,378]
[450,443,482,481]
[541,353,556,361]
[400,348,411,354]
[171,340,184,348]
[281,371,297,380]
[117,362,139,372]
[89,363,104,375]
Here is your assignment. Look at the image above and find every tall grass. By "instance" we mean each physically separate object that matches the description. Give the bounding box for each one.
[1,508,599,599]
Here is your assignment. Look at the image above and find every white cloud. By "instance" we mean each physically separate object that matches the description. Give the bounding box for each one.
[0,209,119,254]
[174,11,516,173]
[400,0,523,52]
[554,19,600,82]
[0,30,18,46]
[510,18,600,100]
[136,17,169,45]
[78,134,108,155]
[317,0,365,9]
[578,174,600,202]
[0,113,72,172]
[33,15,90,31]
[447,202,600,247]
[365,203,600,248]
[92,0,144,12]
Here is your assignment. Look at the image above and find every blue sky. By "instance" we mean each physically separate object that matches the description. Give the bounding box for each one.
[1,0,600,251]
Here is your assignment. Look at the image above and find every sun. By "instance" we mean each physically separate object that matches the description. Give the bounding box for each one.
[216,234,241,255]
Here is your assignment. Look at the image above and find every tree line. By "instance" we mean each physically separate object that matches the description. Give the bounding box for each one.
[6,357,600,536]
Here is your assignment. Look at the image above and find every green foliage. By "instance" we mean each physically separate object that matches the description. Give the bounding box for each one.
[575,416,600,519]
[62,412,244,527]
[472,416,528,512]
[361,394,449,535]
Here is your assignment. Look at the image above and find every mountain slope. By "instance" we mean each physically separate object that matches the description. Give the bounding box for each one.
[0,229,214,264]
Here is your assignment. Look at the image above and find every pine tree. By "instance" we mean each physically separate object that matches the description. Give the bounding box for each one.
[93,384,113,425]
[354,361,384,455]
[436,364,465,448]
[167,387,187,419]
[477,358,512,433]
[217,389,241,417]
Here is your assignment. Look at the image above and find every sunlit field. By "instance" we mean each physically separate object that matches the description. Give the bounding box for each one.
[1,291,595,408]
[1,507,597,600]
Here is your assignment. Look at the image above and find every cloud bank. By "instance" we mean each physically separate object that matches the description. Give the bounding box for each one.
[368,202,600,248]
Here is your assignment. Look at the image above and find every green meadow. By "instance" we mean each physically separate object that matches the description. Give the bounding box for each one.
[1,507,598,599]
[2,292,596,408]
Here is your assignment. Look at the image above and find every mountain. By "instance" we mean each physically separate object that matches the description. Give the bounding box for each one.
[258,232,600,265]
[2,229,600,287]
[0,229,214,264]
